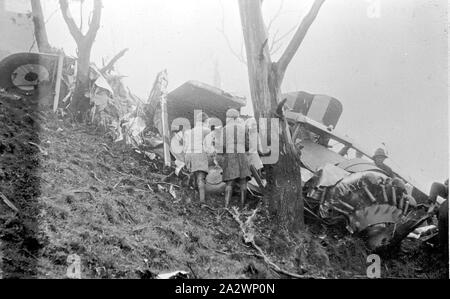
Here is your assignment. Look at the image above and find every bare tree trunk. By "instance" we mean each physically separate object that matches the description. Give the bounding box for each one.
[71,43,92,115]
[59,0,102,120]
[31,0,52,53]
[238,0,274,120]
[239,0,302,231]
[238,0,325,232]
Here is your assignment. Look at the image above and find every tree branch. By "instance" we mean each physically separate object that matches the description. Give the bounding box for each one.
[266,0,284,34]
[31,0,52,53]
[269,23,298,55]
[226,207,317,279]
[101,48,129,73]
[276,0,325,78]
[59,0,84,43]
[218,0,247,65]
[85,0,103,46]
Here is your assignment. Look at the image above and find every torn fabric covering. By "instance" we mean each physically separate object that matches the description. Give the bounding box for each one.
[283,91,343,128]
[336,158,384,174]
[166,81,246,126]
[315,164,350,187]
[112,70,170,152]
[300,140,346,172]
[91,89,110,112]
[300,167,315,183]
[94,72,114,95]
[87,64,148,146]
[121,115,147,147]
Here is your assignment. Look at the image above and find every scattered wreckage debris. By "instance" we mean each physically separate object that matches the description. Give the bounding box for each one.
[0,53,184,175]
[0,49,446,277]
[1,87,446,278]
[156,270,190,279]
[66,254,82,279]
[157,81,439,252]
[0,52,74,103]
[135,269,190,280]
[408,225,437,241]
[0,53,250,192]
[304,166,430,250]
[0,52,147,148]
[283,91,343,129]
[283,99,434,251]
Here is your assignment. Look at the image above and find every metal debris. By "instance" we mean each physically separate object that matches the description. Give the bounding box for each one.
[156,271,190,279]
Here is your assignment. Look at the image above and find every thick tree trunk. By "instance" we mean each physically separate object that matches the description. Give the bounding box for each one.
[59,0,102,120]
[70,45,91,119]
[238,0,274,120]
[267,132,304,232]
[239,0,304,231]
[31,0,52,53]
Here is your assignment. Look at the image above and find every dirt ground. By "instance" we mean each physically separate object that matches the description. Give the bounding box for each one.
[0,92,448,279]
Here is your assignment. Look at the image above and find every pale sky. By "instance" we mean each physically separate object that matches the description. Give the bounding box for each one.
[35,0,449,190]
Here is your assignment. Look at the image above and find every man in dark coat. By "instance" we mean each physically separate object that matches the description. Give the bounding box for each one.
[221,109,251,209]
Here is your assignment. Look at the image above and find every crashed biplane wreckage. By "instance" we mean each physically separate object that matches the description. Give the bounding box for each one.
[0,52,74,103]
[0,52,143,140]
[283,91,432,250]
[163,85,434,251]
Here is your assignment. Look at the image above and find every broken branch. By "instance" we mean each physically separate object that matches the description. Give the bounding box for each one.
[59,0,102,47]
[1,192,19,213]
[59,0,84,43]
[90,171,104,184]
[85,0,103,45]
[101,48,129,73]
[31,0,52,53]
[218,0,247,65]
[276,0,325,78]
[155,182,181,189]
[226,207,316,279]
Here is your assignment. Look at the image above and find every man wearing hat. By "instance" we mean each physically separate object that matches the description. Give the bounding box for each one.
[373,148,395,178]
[429,179,449,206]
[426,179,449,254]
[221,109,251,209]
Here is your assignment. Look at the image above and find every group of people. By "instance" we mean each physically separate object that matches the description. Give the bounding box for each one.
[181,109,263,208]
